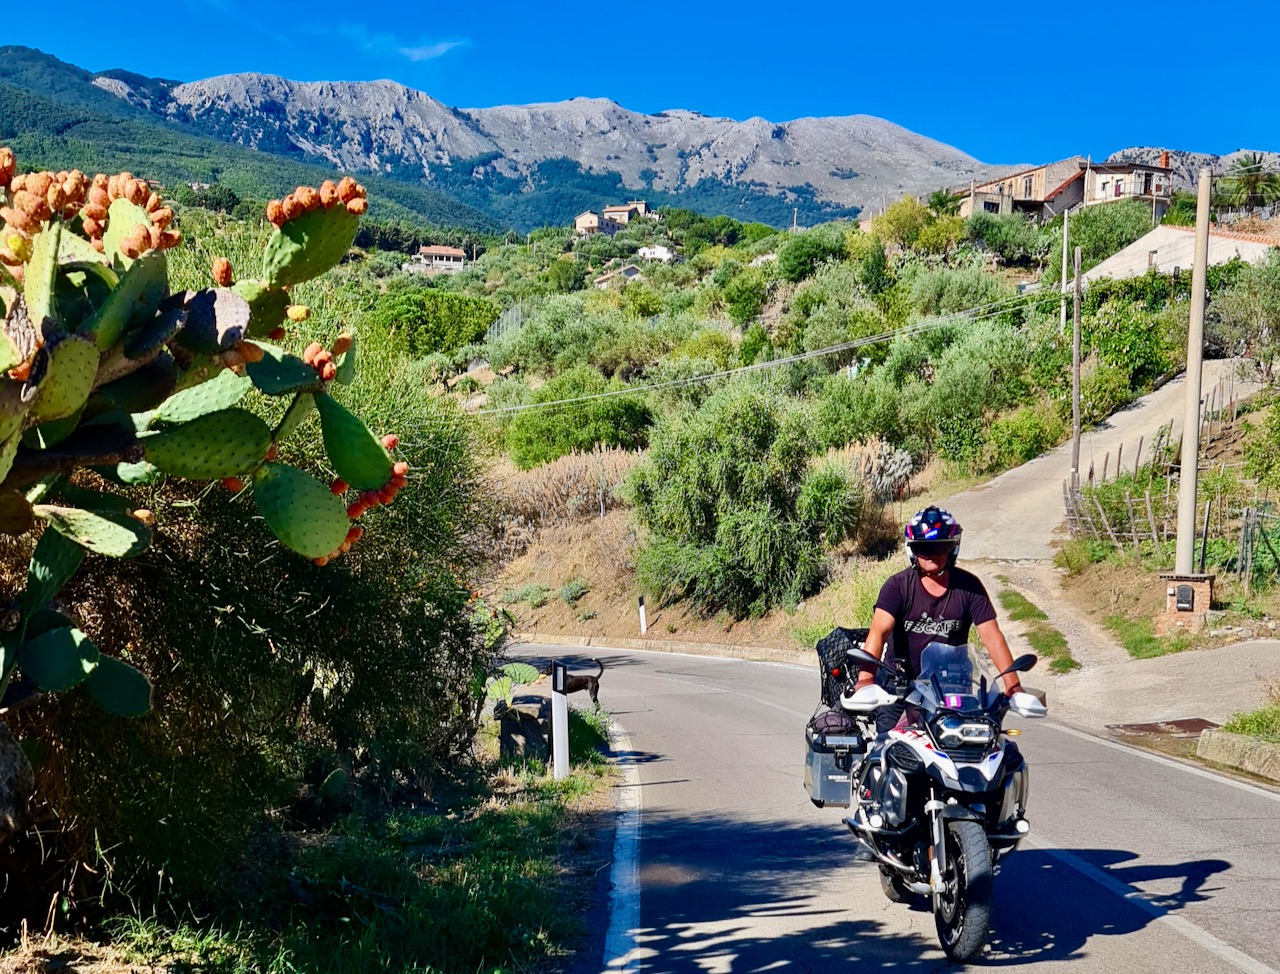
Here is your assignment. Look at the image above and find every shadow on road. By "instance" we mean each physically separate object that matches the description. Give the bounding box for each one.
[621,811,1232,972]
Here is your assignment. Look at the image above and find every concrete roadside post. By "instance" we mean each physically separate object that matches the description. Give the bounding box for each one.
[551,660,569,781]
[638,596,648,635]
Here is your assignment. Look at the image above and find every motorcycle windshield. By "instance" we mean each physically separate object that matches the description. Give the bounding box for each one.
[917,642,982,711]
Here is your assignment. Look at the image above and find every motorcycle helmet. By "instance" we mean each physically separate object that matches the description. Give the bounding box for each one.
[905,506,962,571]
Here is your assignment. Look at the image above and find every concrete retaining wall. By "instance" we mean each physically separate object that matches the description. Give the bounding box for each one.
[1196,728,1280,782]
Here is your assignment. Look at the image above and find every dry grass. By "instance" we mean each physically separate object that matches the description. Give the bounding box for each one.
[488,447,643,560]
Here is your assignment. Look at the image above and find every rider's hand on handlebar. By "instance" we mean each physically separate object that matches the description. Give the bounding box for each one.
[1003,680,1024,698]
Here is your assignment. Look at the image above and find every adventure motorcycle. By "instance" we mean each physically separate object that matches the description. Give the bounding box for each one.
[805,633,1047,961]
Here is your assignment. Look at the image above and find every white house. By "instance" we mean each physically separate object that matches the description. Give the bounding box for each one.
[1083,224,1278,284]
[574,211,623,236]
[638,244,676,263]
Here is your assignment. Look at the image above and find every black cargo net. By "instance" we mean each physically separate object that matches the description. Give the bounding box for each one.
[814,626,869,707]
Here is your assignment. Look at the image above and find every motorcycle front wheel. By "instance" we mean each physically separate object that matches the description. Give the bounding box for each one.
[934,819,993,962]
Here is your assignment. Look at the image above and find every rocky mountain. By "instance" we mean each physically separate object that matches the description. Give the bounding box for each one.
[91,69,1013,229]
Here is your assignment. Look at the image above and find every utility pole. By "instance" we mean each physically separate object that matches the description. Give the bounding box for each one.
[1175,168,1213,574]
[1071,246,1082,488]
[1059,209,1070,335]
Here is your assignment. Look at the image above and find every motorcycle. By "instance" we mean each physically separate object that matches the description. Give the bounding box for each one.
[811,637,1047,961]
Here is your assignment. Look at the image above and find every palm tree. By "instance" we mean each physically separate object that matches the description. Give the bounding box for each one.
[928,188,961,217]
[1223,152,1280,209]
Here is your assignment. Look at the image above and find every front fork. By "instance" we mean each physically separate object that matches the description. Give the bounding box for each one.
[925,787,947,907]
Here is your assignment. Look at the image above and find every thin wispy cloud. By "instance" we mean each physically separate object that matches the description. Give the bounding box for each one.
[327,21,469,64]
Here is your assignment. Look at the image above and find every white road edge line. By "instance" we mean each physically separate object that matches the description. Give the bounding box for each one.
[1026,837,1280,974]
[602,718,641,974]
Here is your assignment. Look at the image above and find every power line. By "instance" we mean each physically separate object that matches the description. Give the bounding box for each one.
[474,289,1059,417]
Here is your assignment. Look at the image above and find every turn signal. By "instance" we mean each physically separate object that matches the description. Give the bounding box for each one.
[1005,729,1022,736]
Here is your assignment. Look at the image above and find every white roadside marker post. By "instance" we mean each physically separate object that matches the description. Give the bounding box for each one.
[551,660,568,781]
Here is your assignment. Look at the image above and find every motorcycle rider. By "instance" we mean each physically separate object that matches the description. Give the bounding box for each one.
[852,506,1024,734]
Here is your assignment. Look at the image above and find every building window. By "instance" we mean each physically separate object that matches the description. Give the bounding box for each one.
[1101,180,1110,198]
[1115,178,1125,197]
[1023,176,1033,197]
[984,201,999,213]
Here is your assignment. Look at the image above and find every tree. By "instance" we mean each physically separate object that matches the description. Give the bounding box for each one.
[915,215,966,255]
[777,226,846,282]
[545,256,586,292]
[1222,152,1280,209]
[626,378,863,616]
[723,267,769,324]
[871,196,931,249]
[928,189,962,217]
[1062,200,1153,271]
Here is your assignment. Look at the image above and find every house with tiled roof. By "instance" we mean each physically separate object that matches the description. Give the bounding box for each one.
[1083,223,1278,284]
[958,156,1088,221]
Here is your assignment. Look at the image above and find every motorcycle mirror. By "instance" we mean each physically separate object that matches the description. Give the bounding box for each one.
[997,653,1038,678]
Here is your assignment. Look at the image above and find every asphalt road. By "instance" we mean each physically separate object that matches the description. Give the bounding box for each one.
[518,644,1280,974]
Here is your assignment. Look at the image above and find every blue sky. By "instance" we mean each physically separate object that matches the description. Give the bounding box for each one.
[9,0,1278,165]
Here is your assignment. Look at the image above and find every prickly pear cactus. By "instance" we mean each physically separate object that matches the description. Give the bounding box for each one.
[0,148,404,720]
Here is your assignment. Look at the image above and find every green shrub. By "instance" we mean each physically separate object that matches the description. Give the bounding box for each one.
[560,578,590,604]
[1085,299,1171,386]
[364,286,499,356]
[1080,360,1134,426]
[740,323,771,365]
[981,401,1066,473]
[1223,706,1280,743]
[723,266,770,324]
[777,225,847,282]
[670,329,736,370]
[627,379,863,616]
[506,365,652,469]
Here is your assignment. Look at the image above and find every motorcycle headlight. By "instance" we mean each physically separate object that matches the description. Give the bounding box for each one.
[931,714,995,749]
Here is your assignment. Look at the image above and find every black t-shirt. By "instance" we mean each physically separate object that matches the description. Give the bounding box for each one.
[873,566,997,678]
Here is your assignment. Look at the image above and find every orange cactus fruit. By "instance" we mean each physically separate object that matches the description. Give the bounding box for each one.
[296,185,320,210]
[320,361,337,382]
[335,176,359,203]
[212,257,233,287]
[345,526,364,544]
[281,194,303,221]
[150,207,173,230]
[345,198,368,216]
[380,433,399,450]
[25,172,52,199]
[347,502,365,519]
[145,192,162,213]
[302,342,324,365]
[157,229,182,249]
[0,147,15,187]
[313,556,330,567]
[330,478,348,495]
[132,509,156,528]
[319,180,338,207]
[237,341,265,364]
[81,217,102,238]
[222,477,246,492]
[268,327,286,341]
[331,333,353,355]
[392,460,410,477]
[266,443,279,462]
[266,199,284,225]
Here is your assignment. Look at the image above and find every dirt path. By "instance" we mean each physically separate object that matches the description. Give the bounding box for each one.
[943,360,1253,562]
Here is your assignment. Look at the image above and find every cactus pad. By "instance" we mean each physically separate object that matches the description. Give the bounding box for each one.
[315,392,392,490]
[23,224,60,327]
[125,290,188,360]
[85,655,152,717]
[273,392,315,442]
[115,460,163,485]
[145,407,272,479]
[102,198,151,269]
[252,462,349,558]
[34,504,152,557]
[152,367,251,425]
[0,429,19,484]
[174,288,251,355]
[94,352,178,414]
[245,343,322,396]
[17,626,100,692]
[334,332,357,385]
[54,260,118,327]
[25,522,87,613]
[0,488,32,536]
[29,335,98,423]
[261,206,360,288]
[81,251,168,351]
[58,229,107,265]
[232,279,291,339]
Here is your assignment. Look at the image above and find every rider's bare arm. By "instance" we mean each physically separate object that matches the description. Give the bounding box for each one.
[854,607,896,689]
[975,618,1023,695]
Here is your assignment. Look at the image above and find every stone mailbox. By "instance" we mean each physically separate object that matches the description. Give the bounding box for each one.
[1156,572,1215,634]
